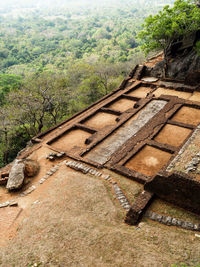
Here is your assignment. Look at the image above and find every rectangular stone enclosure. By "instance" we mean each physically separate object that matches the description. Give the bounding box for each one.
[125,145,172,177]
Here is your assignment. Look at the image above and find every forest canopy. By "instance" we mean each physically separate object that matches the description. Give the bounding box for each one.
[138,0,200,56]
[0,0,174,166]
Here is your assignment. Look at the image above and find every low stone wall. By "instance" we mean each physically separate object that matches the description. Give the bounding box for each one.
[144,172,200,215]
[144,210,200,231]
[125,190,154,225]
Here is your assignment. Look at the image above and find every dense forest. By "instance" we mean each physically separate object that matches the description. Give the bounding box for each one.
[0,0,174,166]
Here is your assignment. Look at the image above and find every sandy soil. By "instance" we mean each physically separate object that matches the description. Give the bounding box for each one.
[83,111,118,129]
[108,98,136,113]
[126,86,152,98]
[145,54,164,67]
[50,129,91,151]
[189,91,200,102]
[154,124,192,147]
[125,145,172,176]
[171,106,200,126]
[0,166,200,266]
[153,87,192,99]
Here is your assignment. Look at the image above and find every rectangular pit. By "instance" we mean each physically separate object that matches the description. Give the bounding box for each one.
[107,97,136,113]
[171,106,200,126]
[189,92,200,103]
[82,111,118,130]
[153,87,192,99]
[49,128,92,152]
[125,145,172,177]
[85,100,167,165]
[154,124,192,147]
[126,86,152,98]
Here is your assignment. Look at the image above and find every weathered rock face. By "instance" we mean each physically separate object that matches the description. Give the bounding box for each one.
[146,31,200,85]
[6,160,25,190]
[167,49,200,81]
[24,159,39,177]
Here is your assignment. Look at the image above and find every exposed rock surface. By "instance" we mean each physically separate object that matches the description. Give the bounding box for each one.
[24,159,39,177]
[6,160,25,190]
[145,31,200,84]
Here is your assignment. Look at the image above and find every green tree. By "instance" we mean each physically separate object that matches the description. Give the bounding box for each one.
[7,71,71,136]
[138,0,200,57]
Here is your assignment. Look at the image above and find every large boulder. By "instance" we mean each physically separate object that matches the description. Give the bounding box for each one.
[6,160,25,190]
[24,159,39,177]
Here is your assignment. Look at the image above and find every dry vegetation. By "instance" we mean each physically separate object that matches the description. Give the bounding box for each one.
[0,166,200,266]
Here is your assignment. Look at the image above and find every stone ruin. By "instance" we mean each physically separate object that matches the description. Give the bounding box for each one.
[0,43,200,230]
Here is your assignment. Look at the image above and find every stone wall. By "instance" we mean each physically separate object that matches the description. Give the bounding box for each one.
[144,172,200,215]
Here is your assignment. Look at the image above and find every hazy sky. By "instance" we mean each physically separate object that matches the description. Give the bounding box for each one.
[0,0,118,8]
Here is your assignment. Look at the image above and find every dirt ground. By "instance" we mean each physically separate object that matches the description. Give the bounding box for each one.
[125,145,172,177]
[51,128,91,151]
[108,98,136,112]
[171,106,200,126]
[153,87,192,99]
[154,124,192,147]
[83,112,118,129]
[0,166,200,266]
[126,86,152,98]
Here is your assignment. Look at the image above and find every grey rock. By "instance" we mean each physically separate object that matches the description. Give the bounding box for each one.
[176,219,183,226]
[191,158,200,166]
[56,153,63,158]
[117,196,126,200]
[124,204,131,210]
[50,168,57,173]
[193,224,200,231]
[39,178,45,184]
[47,171,53,176]
[144,211,153,218]
[102,174,110,180]
[171,218,179,225]
[0,201,10,208]
[6,160,25,190]
[150,212,158,221]
[116,192,123,196]
[154,214,163,222]
[186,167,196,172]
[161,216,172,225]
[23,185,36,195]
[182,221,194,230]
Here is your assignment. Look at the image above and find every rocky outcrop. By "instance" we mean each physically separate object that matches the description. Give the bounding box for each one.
[24,159,39,177]
[6,160,25,190]
[145,31,200,85]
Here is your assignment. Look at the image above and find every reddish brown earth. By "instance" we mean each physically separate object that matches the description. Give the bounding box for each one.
[51,129,91,151]
[126,86,152,98]
[0,54,200,265]
[108,98,136,112]
[171,106,200,126]
[154,124,192,147]
[83,111,118,129]
[125,145,172,177]
[153,87,192,99]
